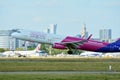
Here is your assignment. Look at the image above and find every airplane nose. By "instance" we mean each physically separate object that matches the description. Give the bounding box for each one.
[11,32,18,38]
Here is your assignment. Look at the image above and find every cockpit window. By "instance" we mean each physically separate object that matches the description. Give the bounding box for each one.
[12,29,21,33]
[17,30,21,33]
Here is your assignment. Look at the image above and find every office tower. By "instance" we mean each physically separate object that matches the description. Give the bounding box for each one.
[49,24,57,34]
[99,29,112,42]
[43,28,50,33]
[81,23,88,38]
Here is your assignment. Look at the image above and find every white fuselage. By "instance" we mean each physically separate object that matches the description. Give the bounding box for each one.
[12,29,65,44]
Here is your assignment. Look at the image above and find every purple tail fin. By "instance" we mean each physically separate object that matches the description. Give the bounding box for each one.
[116,38,120,42]
[114,38,120,46]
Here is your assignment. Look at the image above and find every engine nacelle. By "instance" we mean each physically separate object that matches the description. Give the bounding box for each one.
[52,43,66,49]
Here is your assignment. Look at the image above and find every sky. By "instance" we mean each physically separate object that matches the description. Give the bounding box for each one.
[0,0,120,39]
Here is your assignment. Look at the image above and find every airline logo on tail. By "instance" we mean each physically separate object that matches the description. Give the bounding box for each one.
[34,44,41,52]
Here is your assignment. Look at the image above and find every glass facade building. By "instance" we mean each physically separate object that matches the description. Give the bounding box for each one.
[99,29,112,42]
[49,24,57,34]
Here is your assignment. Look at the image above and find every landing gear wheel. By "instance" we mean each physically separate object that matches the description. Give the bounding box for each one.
[68,50,73,54]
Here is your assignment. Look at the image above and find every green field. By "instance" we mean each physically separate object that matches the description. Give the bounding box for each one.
[0,58,120,71]
[0,73,120,80]
[0,58,120,80]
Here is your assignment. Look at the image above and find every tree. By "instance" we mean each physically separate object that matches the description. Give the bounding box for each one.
[16,48,24,51]
[0,48,5,52]
[39,43,83,55]
[40,44,49,53]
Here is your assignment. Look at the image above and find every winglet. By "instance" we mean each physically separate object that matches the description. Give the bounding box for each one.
[87,34,92,40]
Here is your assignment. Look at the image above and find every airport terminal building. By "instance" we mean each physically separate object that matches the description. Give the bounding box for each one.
[0,30,16,50]
[0,30,37,50]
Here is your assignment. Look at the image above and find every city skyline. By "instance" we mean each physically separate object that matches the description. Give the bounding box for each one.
[0,0,120,39]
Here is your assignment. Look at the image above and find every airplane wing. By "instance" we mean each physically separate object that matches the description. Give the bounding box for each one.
[61,39,87,49]
[61,34,92,49]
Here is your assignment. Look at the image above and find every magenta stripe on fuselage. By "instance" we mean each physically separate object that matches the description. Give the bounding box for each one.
[62,36,109,51]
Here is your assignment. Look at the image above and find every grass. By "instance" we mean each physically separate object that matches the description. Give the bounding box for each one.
[0,58,120,80]
[0,74,120,80]
[0,58,120,71]
[0,62,120,71]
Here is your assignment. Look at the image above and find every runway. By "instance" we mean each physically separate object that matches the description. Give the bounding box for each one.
[0,71,120,74]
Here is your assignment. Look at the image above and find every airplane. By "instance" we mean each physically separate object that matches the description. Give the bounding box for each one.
[102,52,120,57]
[80,51,103,57]
[1,51,15,57]
[1,44,42,57]
[11,29,120,54]
[14,44,43,57]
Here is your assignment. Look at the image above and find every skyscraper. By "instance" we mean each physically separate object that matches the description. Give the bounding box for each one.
[99,29,112,42]
[80,22,88,38]
[49,24,57,34]
[43,28,50,33]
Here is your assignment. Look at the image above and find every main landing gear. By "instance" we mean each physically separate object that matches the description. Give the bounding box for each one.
[67,50,73,54]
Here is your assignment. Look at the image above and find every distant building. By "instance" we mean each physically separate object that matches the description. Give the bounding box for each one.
[75,34,81,38]
[0,29,38,50]
[80,22,88,38]
[47,28,50,33]
[0,30,16,50]
[43,28,50,33]
[49,24,57,34]
[99,29,112,42]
